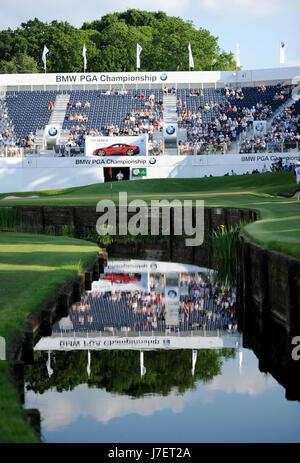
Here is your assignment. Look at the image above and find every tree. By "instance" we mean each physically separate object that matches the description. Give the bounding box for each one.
[0,52,38,73]
[25,348,236,396]
[0,10,239,73]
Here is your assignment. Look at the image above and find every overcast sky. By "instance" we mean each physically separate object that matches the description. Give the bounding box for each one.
[1,0,300,70]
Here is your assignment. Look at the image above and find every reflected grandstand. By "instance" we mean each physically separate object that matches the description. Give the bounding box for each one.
[35,259,242,352]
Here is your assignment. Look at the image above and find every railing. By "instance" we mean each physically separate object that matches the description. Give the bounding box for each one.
[1,141,299,158]
[238,141,300,154]
[179,144,229,155]
[177,140,300,156]
[51,329,241,338]
[0,145,42,157]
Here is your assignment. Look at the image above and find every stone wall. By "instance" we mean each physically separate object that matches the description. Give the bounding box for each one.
[16,204,258,240]
[236,236,300,401]
[7,252,107,364]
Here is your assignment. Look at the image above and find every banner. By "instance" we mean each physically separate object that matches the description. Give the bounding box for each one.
[1,67,300,87]
[165,273,180,326]
[188,43,194,69]
[34,334,231,351]
[132,167,147,177]
[253,120,267,136]
[280,41,286,65]
[136,43,142,69]
[85,134,148,157]
[42,45,49,72]
[82,44,87,72]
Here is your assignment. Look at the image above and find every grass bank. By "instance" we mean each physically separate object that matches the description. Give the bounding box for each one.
[1,172,299,258]
[0,232,99,443]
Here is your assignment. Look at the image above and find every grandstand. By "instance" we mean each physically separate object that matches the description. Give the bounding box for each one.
[0,67,300,192]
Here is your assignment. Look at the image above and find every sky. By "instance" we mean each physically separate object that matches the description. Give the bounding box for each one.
[0,0,300,70]
[24,348,300,442]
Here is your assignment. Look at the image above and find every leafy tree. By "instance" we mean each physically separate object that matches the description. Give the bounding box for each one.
[0,10,239,73]
[25,348,236,396]
[0,52,38,73]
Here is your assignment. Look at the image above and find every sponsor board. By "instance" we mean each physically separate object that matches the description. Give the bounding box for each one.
[85,135,148,157]
[85,134,148,158]
[253,120,267,136]
[92,271,148,293]
[1,67,300,87]
[74,157,150,167]
[240,154,300,162]
[102,260,211,274]
[132,167,147,177]
[34,335,231,351]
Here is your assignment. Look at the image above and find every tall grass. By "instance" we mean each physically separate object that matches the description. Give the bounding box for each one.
[211,223,242,288]
[0,207,22,229]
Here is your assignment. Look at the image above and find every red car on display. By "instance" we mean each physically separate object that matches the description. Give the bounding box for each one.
[93,144,140,156]
[103,273,141,284]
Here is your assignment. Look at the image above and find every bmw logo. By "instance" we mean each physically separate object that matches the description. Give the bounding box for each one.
[160,73,167,81]
[150,263,157,270]
[48,127,57,136]
[166,126,175,135]
[149,157,156,165]
[168,290,177,298]
[163,339,171,346]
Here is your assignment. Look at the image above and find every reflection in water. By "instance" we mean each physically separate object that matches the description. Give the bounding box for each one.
[25,349,236,396]
[24,259,300,443]
[51,260,239,335]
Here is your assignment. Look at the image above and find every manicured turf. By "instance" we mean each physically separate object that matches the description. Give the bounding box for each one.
[0,232,99,443]
[1,172,299,258]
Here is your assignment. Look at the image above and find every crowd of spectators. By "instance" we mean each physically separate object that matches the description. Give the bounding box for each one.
[178,83,293,155]
[178,102,274,154]
[239,103,300,154]
[179,273,237,331]
[64,91,164,152]
[58,271,237,334]
[0,101,36,156]
[0,129,35,156]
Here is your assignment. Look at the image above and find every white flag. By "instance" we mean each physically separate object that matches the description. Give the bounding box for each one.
[42,45,49,71]
[140,351,146,377]
[188,42,194,69]
[136,43,142,69]
[280,41,286,64]
[236,42,240,67]
[192,349,197,376]
[82,43,87,72]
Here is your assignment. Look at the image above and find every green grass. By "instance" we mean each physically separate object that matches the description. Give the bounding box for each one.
[1,172,299,258]
[0,171,297,206]
[0,232,99,443]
